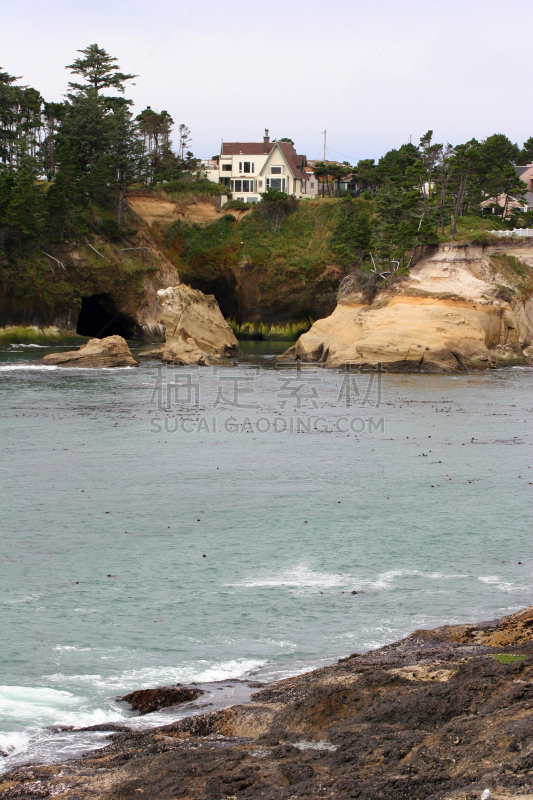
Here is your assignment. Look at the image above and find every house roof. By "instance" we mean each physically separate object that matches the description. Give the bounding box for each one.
[278,141,307,180]
[515,166,529,177]
[221,139,307,180]
[221,142,273,156]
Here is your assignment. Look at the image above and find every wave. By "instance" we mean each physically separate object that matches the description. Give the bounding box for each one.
[0,363,136,372]
[478,576,524,592]
[230,565,347,591]
[0,685,124,728]
[229,564,473,593]
[0,364,59,371]
[9,343,49,348]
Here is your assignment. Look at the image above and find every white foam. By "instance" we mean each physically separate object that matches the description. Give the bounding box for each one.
[0,364,58,371]
[0,685,125,729]
[478,576,519,592]
[230,564,346,591]
[44,658,267,697]
[9,343,49,348]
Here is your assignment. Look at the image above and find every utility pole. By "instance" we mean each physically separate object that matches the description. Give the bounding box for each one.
[322,129,327,162]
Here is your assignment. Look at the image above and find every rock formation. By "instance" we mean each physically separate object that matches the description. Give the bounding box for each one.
[119,685,203,715]
[41,336,138,368]
[144,284,239,365]
[282,243,533,372]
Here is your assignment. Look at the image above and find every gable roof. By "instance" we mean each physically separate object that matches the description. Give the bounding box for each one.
[278,141,307,180]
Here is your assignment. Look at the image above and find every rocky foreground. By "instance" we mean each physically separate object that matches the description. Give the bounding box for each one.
[1,607,532,800]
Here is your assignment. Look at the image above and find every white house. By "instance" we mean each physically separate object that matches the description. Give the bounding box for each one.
[207,130,309,202]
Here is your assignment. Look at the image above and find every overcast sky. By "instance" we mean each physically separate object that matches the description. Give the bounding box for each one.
[2,0,531,163]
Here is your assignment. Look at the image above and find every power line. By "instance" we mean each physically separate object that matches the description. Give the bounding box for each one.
[134,0,209,69]
[295,0,438,139]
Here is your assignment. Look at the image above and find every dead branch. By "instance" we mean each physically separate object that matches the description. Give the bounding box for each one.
[87,242,104,258]
[42,251,66,272]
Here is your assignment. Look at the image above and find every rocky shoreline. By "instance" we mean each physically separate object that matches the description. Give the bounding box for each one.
[1,607,532,799]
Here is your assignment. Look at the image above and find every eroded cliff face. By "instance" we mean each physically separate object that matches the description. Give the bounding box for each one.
[284,243,533,371]
[0,223,180,342]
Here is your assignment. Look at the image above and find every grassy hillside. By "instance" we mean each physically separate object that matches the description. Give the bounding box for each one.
[158,198,344,330]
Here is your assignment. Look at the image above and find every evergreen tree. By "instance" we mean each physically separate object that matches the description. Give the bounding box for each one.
[45,140,88,241]
[518,136,533,165]
[67,44,136,97]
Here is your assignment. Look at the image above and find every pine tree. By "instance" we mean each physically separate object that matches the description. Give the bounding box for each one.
[67,44,136,97]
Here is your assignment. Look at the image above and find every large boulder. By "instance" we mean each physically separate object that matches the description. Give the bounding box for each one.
[42,335,138,368]
[156,284,239,365]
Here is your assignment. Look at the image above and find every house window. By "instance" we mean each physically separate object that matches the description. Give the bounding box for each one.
[310,182,315,188]
[258,180,263,188]
[235,180,253,192]
[271,166,282,174]
[221,163,231,171]
[219,177,230,187]
[266,178,285,191]
[238,162,255,174]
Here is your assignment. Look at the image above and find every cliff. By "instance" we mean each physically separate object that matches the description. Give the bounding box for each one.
[283,243,533,371]
[1,606,531,799]
[0,211,179,343]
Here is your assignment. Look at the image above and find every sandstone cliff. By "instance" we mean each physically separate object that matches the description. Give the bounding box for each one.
[283,243,533,371]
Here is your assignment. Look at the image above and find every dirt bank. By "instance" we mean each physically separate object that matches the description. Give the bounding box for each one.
[128,194,250,227]
[1,606,532,799]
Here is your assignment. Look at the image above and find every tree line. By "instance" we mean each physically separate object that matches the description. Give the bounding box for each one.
[310,131,533,287]
[0,44,198,252]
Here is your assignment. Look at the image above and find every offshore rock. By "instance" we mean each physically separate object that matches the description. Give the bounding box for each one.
[41,335,138,368]
[119,685,203,715]
[156,284,239,365]
[282,242,533,372]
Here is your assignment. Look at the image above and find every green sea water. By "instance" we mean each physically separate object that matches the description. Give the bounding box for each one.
[0,344,531,770]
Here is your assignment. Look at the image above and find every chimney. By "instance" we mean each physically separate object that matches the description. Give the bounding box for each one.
[263,128,270,153]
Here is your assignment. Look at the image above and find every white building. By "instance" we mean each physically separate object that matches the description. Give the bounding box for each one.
[207,130,309,202]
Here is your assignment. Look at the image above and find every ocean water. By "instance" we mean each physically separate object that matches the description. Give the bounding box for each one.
[0,343,531,771]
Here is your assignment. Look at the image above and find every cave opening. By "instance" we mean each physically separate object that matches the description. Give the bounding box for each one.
[76,294,140,340]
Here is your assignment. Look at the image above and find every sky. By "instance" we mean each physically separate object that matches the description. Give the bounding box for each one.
[2,0,531,164]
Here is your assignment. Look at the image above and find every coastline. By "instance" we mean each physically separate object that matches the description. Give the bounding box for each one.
[1,607,532,799]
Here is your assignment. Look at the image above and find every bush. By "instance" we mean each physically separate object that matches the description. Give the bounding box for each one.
[225,200,249,211]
